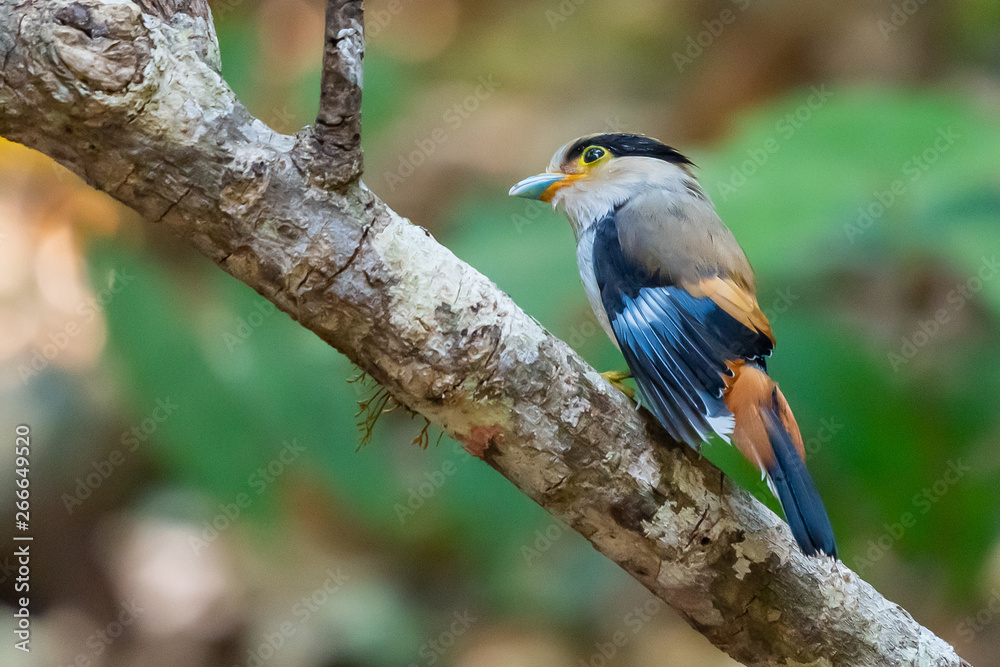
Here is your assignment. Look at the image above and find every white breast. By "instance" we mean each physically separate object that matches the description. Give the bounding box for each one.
[576,226,619,349]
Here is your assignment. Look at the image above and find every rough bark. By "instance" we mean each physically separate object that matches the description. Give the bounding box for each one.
[311,0,363,183]
[0,0,971,664]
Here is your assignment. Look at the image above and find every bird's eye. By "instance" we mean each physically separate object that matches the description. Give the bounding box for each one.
[583,146,606,164]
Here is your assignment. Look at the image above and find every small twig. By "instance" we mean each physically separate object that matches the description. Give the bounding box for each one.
[312,0,364,184]
[411,416,444,449]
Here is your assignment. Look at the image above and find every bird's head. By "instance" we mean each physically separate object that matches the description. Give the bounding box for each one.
[509,133,701,234]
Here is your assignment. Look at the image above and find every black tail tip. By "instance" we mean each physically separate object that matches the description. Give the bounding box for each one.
[797,531,838,559]
[768,463,838,559]
[770,470,839,559]
[760,389,839,559]
[764,424,838,559]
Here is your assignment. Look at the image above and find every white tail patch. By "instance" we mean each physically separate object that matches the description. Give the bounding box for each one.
[708,414,735,444]
[764,472,779,498]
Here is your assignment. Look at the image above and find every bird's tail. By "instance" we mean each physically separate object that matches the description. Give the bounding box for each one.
[724,361,837,558]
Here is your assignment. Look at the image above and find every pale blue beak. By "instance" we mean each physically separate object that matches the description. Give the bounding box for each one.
[508,173,568,200]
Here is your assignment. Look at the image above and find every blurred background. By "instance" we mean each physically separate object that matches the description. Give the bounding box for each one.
[1,0,1000,664]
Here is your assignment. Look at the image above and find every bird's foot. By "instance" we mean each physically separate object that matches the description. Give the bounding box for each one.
[600,370,635,400]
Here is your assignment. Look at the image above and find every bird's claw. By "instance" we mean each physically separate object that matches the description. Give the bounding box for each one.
[600,369,635,401]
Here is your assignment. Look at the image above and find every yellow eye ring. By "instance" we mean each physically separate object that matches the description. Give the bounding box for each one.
[582,146,607,164]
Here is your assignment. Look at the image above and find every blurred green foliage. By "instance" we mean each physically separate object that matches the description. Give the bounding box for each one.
[91,86,1000,620]
[35,3,991,662]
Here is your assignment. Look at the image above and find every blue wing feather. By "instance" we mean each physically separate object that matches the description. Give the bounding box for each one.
[592,214,772,449]
[587,212,838,556]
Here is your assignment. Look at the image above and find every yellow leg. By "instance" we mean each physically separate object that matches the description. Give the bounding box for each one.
[600,369,635,400]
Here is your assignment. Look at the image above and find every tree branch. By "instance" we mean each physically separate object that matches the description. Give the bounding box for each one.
[308,0,364,184]
[0,0,971,664]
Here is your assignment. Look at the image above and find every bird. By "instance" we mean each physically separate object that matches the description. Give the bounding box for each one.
[509,132,837,557]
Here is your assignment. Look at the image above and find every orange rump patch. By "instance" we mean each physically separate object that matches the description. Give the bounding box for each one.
[722,361,805,470]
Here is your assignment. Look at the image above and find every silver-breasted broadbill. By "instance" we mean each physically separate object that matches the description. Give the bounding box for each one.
[510,133,837,557]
